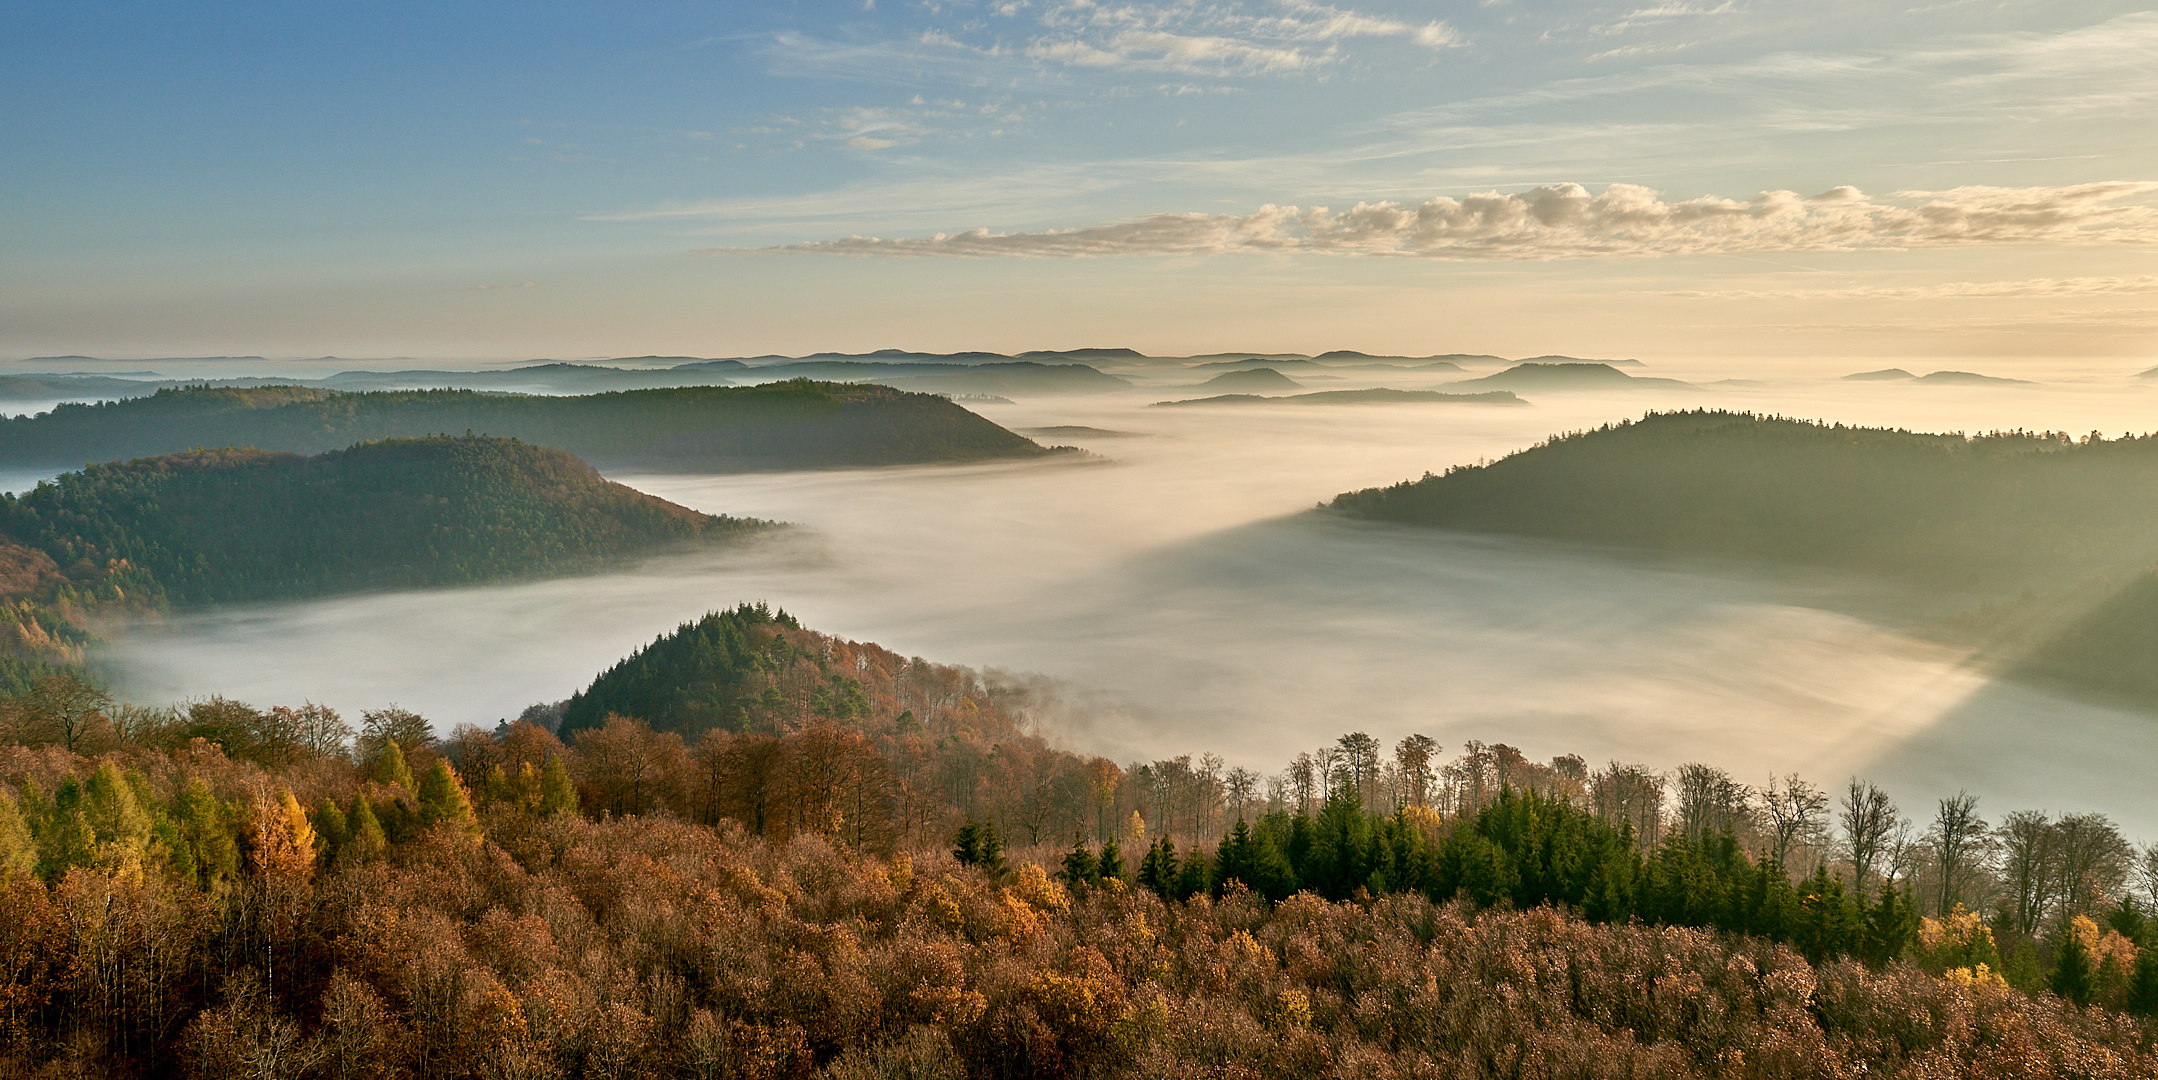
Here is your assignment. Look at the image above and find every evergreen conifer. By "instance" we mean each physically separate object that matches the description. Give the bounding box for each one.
[373,739,416,791]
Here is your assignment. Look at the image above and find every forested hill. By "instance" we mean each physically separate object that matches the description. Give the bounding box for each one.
[0,435,762,608]
[1330,410,2158,590]
[0,379,1058,472]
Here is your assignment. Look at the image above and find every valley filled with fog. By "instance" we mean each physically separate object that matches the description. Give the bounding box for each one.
[71,355,2158,836]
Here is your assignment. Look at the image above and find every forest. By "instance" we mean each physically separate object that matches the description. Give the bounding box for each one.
[3,605,2156,1078]
[0,437,763,680]
[0,380,1060,474]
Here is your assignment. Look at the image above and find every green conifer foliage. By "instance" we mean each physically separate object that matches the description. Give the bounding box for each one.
[2054,923,2096,1005]
[2129,946,2158,1016]
[346,795,387,861]
[1096,837,1125,884]
[312,797,350,862]
[538,754,578,817]
[417,759,480,840]
[177,780,239,891]
[372,739,416,791]
[1059,832,1098,888]
[82,761,152,874]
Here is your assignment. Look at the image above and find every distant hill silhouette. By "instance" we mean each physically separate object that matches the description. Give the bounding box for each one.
[1151,389,1525,408]
[1449,363,1695,391]
[1916,371,2035,386]
[1196,368,1303,392]
[0,380,1058,473]
[1842,369,1916,381]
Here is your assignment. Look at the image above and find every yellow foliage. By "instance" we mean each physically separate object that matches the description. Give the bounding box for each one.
[1009,861,1071,915]
[885,852,914,895]
[2067,914,2140,981]
[1945,963,2009,991]
[996,891,1044,944]
[1268,988,1313,1033]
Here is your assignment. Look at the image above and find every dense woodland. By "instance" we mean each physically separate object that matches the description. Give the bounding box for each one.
[1330,410,2158,705]
[0,380,1058,474]
[3,607,2156,1077]
[0,437,762,687]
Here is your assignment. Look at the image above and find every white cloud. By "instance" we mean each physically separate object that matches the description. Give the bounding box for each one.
[702,181,2158,259]
[1657,274,2158,300]
[1018,0,1460,77]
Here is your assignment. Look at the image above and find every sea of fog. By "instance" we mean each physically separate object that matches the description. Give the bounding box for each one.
[74,359,2158,837]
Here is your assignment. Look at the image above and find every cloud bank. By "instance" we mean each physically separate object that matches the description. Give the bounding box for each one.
[703,181,2158,260]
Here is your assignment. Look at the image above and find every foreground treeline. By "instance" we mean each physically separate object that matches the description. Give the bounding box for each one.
[2,742,2157,1079]
[5,606,2158,1074]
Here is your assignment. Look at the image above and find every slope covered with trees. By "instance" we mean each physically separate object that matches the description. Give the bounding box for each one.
[1330,410,2158,590]
[4,605,2158,1077]
[0,379,1059,473]
[0,436,758,608]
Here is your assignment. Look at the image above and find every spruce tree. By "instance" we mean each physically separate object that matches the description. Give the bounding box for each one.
[538,754,578,817]
[1059,832,1098,888]
[2128,945,2158,1016]
[951,820,983,867]
[2054,921,2096,1005]
[979,820,1006,875]
[416,760,480,840]
[1097,837,1125,884]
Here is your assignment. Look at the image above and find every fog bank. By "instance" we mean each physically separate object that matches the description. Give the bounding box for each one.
[91,364,2158,837]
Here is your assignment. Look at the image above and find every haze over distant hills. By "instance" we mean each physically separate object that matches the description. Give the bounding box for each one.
[1152,389,1525,408]
[1194,368,1303,392]
[1445,363,1696,392]
[1330,410,2158,707]
[0,381,1060,473]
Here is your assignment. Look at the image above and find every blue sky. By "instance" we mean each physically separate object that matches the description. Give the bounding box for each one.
[4,1,2155,361]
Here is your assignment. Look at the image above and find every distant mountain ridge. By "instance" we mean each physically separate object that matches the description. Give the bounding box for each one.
[0,380,1060,473]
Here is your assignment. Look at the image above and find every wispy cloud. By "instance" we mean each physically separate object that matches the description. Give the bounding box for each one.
[699,181,2158,259]
[1657,274,2158,300]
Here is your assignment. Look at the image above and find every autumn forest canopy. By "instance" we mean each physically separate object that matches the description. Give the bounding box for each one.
[6,405,2158,1077]
[5,600,2158,1078]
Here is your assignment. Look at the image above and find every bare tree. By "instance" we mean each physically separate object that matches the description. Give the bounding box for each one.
[2055,813,2132,917]
[1394,735,1438,809]
[1224,766,1260,823]
[1336,733,1380,809]
[1996,810,2056,935]
[1929,791,1987,916]
[1839,779,1898,902]
[1675,763,1752,846]
[1588,762,1665,847]
[1288,753,1317,817]
[1760,774,1828,870]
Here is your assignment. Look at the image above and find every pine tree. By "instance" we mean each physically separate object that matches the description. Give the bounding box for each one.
[538,754,578,817]
[373,739,416,791]
[2129,945,2158,1016]
[1176,844,1212,901]
[1059,832,1098,888]
[1097,837,1125,884]
[416,760,480,840]
[347,795,387,861]
[952,820,983,867]
[2054,920,2096,1005]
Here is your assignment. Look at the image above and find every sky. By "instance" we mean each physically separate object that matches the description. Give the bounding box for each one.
[4,0,2155,363]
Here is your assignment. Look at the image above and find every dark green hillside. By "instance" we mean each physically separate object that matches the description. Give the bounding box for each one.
[561,603,823,737]
[0,379,1056,473]
[0,436,759,607]
[1330,410,2158,590]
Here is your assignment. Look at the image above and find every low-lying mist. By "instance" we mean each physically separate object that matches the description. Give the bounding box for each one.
[89,362,2158,836]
